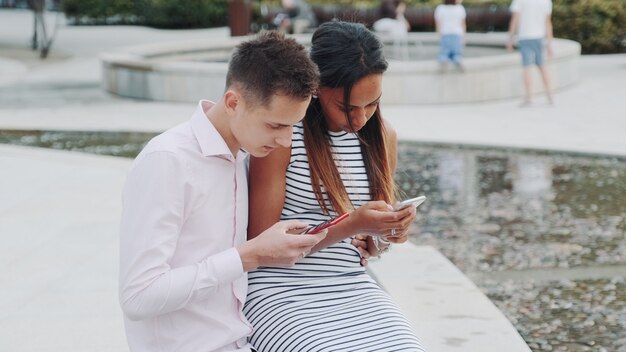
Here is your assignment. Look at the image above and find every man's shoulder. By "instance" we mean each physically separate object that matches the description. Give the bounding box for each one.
[140,122,196,156]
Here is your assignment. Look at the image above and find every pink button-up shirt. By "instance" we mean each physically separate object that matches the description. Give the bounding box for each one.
[119,101,253,352]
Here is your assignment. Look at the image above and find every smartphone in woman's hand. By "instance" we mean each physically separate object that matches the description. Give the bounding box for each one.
[392,196,426,211]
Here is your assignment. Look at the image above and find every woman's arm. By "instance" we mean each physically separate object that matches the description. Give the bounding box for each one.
[308,119,404,252]
[248,146,291,239]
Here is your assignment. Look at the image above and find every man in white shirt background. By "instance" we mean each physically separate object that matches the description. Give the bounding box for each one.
[507,0,554,106]
[118,32,325,352]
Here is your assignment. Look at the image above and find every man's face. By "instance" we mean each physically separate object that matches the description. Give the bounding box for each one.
[230,93,311,157]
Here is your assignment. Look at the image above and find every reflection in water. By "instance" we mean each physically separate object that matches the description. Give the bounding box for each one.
[2,131,625,351]
[395,143,626,351]
[396,143,626,272]
[0,130,156,158]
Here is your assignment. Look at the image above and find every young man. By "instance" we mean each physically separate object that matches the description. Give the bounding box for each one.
[507,0,554,106]
[118,32,323,352]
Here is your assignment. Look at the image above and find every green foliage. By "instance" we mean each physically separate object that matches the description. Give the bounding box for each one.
[553,0,626,54]
[63,0,136,23]
[62,0,228,28]
[301,0,511,7]
[136,0,228,28]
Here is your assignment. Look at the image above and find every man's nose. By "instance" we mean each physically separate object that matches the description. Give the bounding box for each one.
[275,127,293,148]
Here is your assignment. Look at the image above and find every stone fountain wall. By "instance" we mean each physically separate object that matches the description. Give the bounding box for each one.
[102,33,581,105]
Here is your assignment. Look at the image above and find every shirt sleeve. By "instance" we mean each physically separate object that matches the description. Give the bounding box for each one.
[510,0,520,12]
[434,5,442,21]
[118,151,244,321]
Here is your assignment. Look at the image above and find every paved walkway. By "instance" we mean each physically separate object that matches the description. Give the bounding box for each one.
[1,8,624,352]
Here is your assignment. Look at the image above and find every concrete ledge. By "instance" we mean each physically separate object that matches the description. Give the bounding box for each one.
[368,243,531,352]
[0,145,130,352]
[102,32,581,104]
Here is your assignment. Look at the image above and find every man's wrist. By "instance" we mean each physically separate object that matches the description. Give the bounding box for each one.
[236,240,260,272]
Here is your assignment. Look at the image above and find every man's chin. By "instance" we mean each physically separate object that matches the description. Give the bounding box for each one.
[250,148,273,158]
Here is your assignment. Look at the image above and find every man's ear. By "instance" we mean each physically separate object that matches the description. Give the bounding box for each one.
[224,90,241,115]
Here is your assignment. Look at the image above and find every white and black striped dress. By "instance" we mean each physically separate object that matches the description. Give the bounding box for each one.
[244,123,426,352]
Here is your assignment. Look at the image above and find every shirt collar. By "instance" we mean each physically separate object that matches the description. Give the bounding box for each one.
[191,100,248,160]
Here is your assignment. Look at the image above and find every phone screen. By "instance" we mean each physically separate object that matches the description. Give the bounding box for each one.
[393,196,427,211]
[301,213,350,234]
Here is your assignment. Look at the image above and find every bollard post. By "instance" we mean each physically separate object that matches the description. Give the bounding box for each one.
[228,0,252,36]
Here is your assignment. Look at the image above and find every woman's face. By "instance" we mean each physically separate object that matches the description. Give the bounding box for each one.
[318,74,383,133]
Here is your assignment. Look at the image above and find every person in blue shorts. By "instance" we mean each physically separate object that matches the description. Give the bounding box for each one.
[435,0,466,72]
[507,0,554,106]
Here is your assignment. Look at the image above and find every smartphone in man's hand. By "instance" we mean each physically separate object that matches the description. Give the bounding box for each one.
[300,213,350,234]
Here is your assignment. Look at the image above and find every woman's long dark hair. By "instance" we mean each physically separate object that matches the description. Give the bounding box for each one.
[303,21,396,215]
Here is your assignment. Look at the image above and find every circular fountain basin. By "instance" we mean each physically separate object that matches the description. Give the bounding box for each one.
[102,32,581,104]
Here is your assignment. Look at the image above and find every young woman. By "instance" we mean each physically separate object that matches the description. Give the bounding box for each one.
[243,21,426,352]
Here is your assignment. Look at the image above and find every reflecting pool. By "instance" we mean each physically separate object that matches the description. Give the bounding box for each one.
[1,131,625,351]
[396,143,626,352]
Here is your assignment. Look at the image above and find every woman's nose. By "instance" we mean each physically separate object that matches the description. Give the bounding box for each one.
[351,108,368,129]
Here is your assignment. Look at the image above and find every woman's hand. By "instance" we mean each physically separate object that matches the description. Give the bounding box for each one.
[384,205,416,244]
[349,201,416,240]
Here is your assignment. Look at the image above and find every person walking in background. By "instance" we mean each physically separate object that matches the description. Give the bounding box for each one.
[118,32,324,352]
[373,0,412,59]
[272,0,316,34]
[243,21,426,352]
[507,0,554,106]
[435,0,467,73]
[373,0,411,35]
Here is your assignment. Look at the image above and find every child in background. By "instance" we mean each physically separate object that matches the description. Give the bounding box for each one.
[435,0,467,72]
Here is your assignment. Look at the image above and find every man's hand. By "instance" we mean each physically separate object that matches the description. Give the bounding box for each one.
[237,220,326,271]
[546,41,554,59]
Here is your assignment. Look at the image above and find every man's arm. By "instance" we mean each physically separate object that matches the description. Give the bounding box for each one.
[545,14,554,57]
[506,12,519,51]
[119,151,244,321]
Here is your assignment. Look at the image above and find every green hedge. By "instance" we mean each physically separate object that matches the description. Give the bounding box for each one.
[63,0,136,23]
[553,0,626,54]
[136,0,227,29]
[62,0,227,28]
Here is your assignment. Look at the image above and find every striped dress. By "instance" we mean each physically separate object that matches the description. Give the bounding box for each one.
[244,123,426,352]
